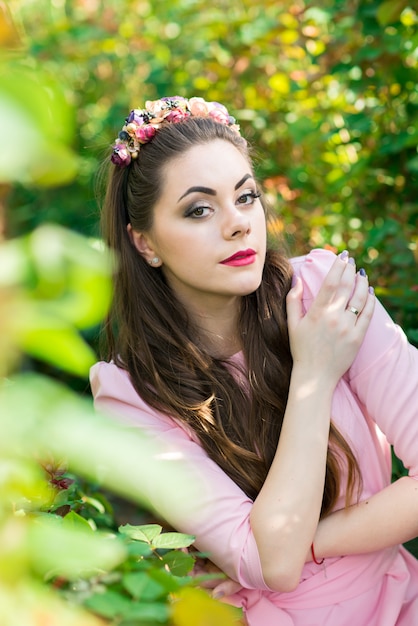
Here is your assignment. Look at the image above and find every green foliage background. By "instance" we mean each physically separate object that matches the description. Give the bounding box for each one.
[6,0,418,344]
[0,1,417,623]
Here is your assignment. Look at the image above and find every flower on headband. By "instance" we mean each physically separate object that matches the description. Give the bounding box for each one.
[127,109,147,125]
[111,142,132,167]
[165,109,191,123]
[135,124,157,143]
[209,107,230,125]
[188,97,209,116]
[110,96,241,167]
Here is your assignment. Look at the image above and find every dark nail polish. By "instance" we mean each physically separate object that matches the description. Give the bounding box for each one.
[213,591,225,600]
[359,268,367,277]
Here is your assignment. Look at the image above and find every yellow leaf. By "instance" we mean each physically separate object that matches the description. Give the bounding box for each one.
[171,587,243,626]
[0,2,23,48]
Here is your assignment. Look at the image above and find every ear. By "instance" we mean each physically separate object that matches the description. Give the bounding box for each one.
[127,224,162,267]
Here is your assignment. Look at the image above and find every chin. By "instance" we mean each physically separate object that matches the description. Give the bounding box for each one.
[237,279,263,296]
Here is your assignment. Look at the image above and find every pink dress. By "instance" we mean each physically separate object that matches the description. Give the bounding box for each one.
[90,249,418,625]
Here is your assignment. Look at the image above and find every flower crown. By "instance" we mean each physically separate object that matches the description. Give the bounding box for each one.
[111,96,241,167]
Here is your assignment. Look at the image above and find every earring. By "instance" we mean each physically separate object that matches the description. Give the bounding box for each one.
[149,257,160,265]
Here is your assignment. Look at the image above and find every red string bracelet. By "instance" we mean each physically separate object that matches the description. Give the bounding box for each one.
[311,543,324,565]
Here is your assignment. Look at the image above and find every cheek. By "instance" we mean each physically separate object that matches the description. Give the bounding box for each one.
[159,234,205,266]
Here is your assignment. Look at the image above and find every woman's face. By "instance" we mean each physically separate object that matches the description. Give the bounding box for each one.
[132,139,267,315]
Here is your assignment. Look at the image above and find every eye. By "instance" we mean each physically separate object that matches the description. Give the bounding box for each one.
[237,190,261,205]
[184,205,212,219]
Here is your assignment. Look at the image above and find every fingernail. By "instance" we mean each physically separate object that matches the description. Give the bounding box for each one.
[339,250,349,260]
[359,268,367,277]
[369,286,375,295]
[213,591,225,600]
[348,257,356,266]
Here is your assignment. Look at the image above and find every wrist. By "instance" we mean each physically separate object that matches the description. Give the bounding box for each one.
[290,363,338,398]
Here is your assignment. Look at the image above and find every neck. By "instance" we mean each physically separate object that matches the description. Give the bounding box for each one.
[187,297,242,359]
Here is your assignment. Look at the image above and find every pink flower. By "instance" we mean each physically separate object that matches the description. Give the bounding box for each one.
[165,109,190,123]
[111,143,131,167]
[208,107,230,125]
[145,99,166,115]
[135,124,157,143]
[188,97,209,117]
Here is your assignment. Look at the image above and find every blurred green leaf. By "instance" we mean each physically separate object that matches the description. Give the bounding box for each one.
[152,532,195,551]
[122,571,165,600]
[62,510,95,533]
[29,515,126,580]
[18,323,96,376]
[1,374,199,512]
[0,224,113,375]
[84,589,132,619]
[377,0,408,25]
[122,601,170,621]
[0,62,79,186]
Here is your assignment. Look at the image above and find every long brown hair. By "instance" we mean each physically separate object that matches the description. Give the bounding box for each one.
[100,116,360,516]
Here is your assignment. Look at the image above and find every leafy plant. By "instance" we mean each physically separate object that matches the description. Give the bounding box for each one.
[0,23,242,623]
[6,0,416,346]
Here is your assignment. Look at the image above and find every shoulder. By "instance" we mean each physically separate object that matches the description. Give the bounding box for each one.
[89,360,196,439]
[90,360,138,406]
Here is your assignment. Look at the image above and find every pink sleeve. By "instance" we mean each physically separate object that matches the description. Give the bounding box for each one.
[89,361,269,590]
[293,248,418,479]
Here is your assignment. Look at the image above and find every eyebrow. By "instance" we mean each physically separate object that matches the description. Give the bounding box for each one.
[177,173,253,202]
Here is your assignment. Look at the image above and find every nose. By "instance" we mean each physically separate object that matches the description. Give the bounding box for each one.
[222,205,251,239]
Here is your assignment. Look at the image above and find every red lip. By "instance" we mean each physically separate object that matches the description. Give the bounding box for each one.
[220,249,256,264]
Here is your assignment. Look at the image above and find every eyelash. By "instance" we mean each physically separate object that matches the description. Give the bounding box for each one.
[238,190,261,204]
[184,190,261,219]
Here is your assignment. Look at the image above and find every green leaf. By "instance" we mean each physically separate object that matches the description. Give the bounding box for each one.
[122,571,165,601]
[152,532,195,550]
[406,155,418,172]
[147,567,183,593]
[119,524,163,543]
[123,601,170,622]
[29,516,126,580]
[0,62,78,187]
[62,511,94,533]
[160,550,195,577]
[85,590,132,619]
[18,323,96,377]
[126,541,153,559]
[82,495,106,514]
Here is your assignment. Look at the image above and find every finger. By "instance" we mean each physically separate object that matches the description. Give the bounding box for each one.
[310,254,356,312]
[351,286,375,335]
[286,276,304,332]
[345,269,370,319]
[212,579,242,600]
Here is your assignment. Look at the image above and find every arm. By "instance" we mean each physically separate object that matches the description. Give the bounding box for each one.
[313,476,418,560]
[90,360,269,591]
[250,254,375,591]
[311,289,418,560]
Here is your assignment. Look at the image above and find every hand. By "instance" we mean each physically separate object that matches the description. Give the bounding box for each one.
[192,557,242,599]
[286,253,375,386]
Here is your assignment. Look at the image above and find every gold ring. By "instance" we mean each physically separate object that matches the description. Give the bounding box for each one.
[347,306,359,316]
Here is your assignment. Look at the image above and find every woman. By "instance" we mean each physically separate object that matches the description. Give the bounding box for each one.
[90,96,418,624]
